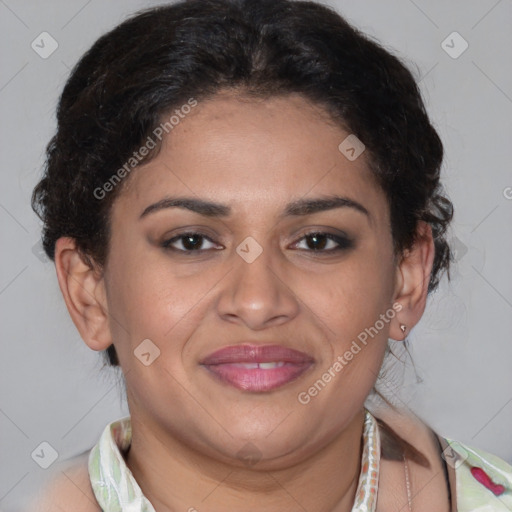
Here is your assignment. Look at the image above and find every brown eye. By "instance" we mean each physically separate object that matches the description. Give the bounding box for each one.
[293,232,353,252]
[162,232,221,252]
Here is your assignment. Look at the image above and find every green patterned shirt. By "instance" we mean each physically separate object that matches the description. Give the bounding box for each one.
[88,416,512,511]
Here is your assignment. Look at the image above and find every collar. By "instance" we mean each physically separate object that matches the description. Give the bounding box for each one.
[436,434,512,511]
[88,411,380,512]
[88,414,512,511]
[88,417,156,512]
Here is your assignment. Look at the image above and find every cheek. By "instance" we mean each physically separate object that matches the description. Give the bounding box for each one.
[300,249,395,379]
[104,247,225,365]
[306,249,395,329]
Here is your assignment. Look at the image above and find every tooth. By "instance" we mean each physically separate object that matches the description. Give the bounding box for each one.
[259,362,285,369]
[231,362,287,370]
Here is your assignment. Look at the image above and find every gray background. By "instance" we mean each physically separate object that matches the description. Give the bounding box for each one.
[1,0,511,510]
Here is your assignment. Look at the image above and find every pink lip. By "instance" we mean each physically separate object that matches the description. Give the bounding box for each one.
[200,344,315,392]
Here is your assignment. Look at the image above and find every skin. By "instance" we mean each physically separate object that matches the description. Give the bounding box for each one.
[50,91,444,511]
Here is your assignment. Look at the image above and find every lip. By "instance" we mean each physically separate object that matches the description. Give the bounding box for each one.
[200,344,315,392]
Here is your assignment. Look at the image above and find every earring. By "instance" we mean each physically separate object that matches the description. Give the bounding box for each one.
[400,324,407,334]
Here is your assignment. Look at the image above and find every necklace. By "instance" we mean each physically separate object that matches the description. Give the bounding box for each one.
[352,409,413,511]
[404,456,413,511]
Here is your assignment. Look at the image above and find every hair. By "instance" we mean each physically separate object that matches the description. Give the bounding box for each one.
[32,0,454,467]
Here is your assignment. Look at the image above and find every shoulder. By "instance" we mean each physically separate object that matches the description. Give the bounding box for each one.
[371,404,453,511]
[441,436,512,511]
[26,451,101,512]
[371,404,512,510]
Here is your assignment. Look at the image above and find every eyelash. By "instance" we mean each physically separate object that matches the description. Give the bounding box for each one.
[161,231,353,255]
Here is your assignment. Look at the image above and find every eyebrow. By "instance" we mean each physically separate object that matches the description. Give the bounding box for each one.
[139,195,371,222]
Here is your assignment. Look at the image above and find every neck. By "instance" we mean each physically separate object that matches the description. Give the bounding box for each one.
[124,408,365,512]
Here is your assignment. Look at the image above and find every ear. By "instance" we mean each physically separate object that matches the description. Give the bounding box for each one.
[390,221,435,341]
[54,237,112,351]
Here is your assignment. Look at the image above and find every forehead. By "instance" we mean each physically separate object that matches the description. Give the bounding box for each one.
[116,92,387,223]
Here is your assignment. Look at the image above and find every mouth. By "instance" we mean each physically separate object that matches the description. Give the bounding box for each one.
[200,344,315,392]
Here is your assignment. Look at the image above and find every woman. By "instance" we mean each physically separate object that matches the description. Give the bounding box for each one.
[30,0,512,510]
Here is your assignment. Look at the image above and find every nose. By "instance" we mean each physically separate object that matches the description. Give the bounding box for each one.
[216,245,300,330]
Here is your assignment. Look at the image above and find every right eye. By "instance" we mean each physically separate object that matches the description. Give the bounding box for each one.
[161,232,223,253]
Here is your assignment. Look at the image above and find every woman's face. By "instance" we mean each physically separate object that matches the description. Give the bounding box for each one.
[101,92,401,466]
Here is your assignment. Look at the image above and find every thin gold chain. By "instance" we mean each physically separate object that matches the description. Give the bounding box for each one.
[404,457,413,511]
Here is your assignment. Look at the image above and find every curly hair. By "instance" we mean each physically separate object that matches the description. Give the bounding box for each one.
[32,0,453,370]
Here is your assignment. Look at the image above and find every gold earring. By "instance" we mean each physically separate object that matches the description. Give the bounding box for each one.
[400,324,407,334]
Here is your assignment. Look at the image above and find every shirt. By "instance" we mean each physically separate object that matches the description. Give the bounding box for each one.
[88,415,512,511]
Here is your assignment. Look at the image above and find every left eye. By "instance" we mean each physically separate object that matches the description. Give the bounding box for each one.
[293,232,352,252]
